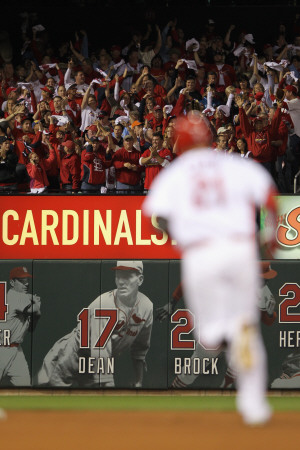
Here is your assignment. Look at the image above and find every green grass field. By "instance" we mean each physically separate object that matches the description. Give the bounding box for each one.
[0,395,300,411]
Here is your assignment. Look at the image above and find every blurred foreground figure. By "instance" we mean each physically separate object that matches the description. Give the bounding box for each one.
[144,111,278,426]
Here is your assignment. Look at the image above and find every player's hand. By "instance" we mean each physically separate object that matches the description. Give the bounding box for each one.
[33,294,41,303]
[155,302,175,322]
[32,294,41,315]
[266,294,276,316]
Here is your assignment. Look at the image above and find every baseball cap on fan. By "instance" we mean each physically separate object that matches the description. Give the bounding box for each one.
[111,261,143,274]
[9,266,32,280]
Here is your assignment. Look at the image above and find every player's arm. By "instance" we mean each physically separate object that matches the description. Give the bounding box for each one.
[22,295,41,331]
[32,294,41,315]
[156,282,183,322]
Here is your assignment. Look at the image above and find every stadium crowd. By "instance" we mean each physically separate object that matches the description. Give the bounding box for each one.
[0,13,300,194]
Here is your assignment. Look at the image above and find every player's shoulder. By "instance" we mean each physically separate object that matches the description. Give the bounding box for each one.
[89,290,115,308]
[137,291,153,310]
[7,289,31,302]
[100,290,116,306]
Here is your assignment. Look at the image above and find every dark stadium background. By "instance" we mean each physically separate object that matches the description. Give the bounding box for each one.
[3,0,300,64]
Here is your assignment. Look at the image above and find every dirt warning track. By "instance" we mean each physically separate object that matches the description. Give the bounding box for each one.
[0,410,299,450]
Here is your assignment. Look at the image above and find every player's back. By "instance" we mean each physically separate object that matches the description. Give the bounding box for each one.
[145,148,275,250]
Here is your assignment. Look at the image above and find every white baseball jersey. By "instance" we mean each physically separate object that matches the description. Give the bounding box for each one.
[2,289,32,344]
[144,148,276,250]
[0,289,37,386]
[89,289,153,384]
[144,148,275,424]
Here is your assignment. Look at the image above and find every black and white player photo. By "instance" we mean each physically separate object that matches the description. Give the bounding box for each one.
[0,266,41,386]
[36,261,154,388]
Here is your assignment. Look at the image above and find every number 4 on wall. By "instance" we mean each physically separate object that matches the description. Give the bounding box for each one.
[0,282,8,322]
[279,283,300,323]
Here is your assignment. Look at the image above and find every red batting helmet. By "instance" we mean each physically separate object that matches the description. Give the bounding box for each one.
[175,111,214,155]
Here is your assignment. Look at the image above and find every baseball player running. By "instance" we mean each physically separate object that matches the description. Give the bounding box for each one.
[0,266,41,386]
[37,261,153,388]
[144,111,278,426]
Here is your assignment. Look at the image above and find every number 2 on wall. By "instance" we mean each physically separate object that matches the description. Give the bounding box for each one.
[279,283,300,323]
[0,282,8,322]
[171,309,195,350]
[77,308,118,348]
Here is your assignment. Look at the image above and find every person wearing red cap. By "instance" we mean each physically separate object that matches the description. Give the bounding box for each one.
[139,131,173,190]
[40,85,54,104]
[144,110,278,426]
[60,140,81,192]
[37,260,153,388]
[0,266,41,386]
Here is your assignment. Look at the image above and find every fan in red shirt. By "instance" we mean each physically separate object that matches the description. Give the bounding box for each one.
[26,144,56,194]
[150,55,166,85]
[112,134,143,191]
[206,50,236,91]
[60,140,81,192]
[11,116,43,165]
[138,77,166,107]
[236,95,282,173]
[64,84,82,128]
[139,132,173,190]
[80,137,111,193]
[147,105,165,131]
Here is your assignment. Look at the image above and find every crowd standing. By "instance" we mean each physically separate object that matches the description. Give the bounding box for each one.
[0,15,300,194]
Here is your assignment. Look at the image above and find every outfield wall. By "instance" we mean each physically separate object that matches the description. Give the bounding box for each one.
[0,196,299,389]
